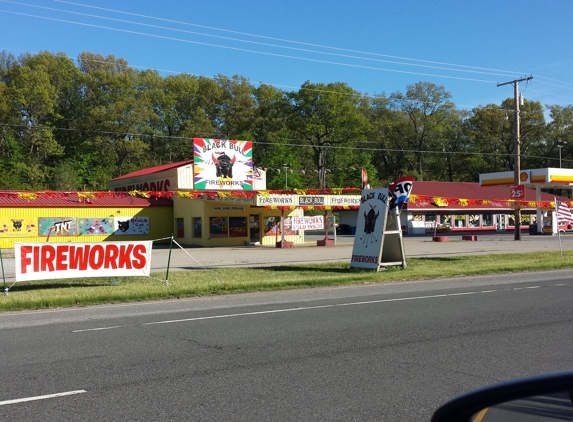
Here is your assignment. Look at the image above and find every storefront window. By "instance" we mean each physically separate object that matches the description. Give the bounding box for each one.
[468,214,480,228]
[424,213,437,232]
[482,213,494,227]
[229,217,247,237]
[442,215,452,226]
[264,217,280,235]
[508,214,516,226]
[454,214,466,228]
[193,217,202,238]
[413,214,423,221]
[209,217,228,237]
[521,214,531,224]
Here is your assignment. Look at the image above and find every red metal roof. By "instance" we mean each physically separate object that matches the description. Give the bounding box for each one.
[408,181,568,210]
[0,191,173,207]
[109,160,194,181]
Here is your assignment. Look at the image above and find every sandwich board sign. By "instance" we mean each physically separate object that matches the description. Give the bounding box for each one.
[350,187,406,271]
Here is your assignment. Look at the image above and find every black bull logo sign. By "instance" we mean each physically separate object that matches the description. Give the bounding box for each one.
[212,152,236,181]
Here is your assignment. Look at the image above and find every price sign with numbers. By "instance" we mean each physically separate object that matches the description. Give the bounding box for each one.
[510,185,525,199]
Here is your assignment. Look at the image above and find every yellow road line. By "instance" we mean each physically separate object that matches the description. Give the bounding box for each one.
[472,407,488,422]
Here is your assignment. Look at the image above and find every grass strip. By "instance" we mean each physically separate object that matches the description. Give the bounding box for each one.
[2,250,573,312]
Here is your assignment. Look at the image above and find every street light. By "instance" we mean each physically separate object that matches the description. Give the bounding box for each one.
[557,140,567,168]
[283,164,289,190]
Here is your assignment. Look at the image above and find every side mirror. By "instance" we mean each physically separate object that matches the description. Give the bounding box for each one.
[432,371,573,422]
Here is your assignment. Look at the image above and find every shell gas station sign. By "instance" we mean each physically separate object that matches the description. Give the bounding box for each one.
[480,167,573,235]
[479,168,573,188]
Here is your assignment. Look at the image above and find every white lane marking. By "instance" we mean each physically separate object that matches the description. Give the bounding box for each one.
[74,283,562,331]
[142,292,476,326]
[446,292,476,296]
[0,390,86,406]
[73,326,124,333]
[526,286,541,289]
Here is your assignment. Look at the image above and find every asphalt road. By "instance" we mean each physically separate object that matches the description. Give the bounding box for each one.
[2,233,573,420]
[2,270,573,420]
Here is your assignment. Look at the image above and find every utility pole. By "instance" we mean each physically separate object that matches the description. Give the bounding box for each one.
[497,75,533,241]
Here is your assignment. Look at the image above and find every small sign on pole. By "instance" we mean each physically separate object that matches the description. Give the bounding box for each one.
[510,185,525,200]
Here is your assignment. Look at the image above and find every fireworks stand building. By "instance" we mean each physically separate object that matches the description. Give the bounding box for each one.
[107,138,365,248]
[0,138,360,249]
[2,137,572,250]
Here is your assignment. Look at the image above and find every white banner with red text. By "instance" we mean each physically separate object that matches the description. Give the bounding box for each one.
[291,215,324,231]
[15,241,153,282]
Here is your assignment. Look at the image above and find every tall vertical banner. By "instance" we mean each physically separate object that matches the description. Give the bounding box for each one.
[193,138,253,190]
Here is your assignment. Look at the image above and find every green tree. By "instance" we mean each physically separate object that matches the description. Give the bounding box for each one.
[545,105,573,168]
[287,81,371,188]
[365,94,406,185]
[388,82,456,181]
[3,52,66,188]
[505,98,546,171]
[77,52,152,184]
[251,84,290,166]
[214,74,256,139]
[465,104,513,177]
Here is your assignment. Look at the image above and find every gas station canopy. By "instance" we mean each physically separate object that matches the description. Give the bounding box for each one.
[479,168,573,189]
[480,168,573,234]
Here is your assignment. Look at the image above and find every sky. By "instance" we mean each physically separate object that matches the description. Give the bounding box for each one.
[1,0,572,115]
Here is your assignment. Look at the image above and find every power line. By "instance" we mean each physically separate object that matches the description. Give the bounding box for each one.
[0,9,501,84]
[0,2,569,107]
[1,49,557,116]
[0,122,566,164]
[50,0,573,93]
[52,0,532,77]
[0,0,526,79]
[0,47,540,115]
[0,5,569,109]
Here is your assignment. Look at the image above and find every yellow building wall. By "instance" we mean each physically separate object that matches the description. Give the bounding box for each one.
[173,196,207,247]
[172,196,304,247]
[0,206,173,249]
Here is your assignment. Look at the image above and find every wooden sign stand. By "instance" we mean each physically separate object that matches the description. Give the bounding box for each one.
[350,188,407,272]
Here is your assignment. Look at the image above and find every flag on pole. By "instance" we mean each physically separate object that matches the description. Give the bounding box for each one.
[389,176,415,210]
[555,198,573,225]
[361,167,370,189]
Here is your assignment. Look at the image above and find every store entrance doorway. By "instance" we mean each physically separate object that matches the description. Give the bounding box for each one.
[250,214,260,243]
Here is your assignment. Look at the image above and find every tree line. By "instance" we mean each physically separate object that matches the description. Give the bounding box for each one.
[0,50,571,191]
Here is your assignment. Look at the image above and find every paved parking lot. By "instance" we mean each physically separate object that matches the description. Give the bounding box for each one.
[156,232,573,269]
